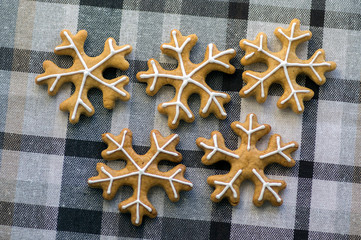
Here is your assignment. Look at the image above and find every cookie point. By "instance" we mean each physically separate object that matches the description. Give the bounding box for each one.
[63,30,70,38]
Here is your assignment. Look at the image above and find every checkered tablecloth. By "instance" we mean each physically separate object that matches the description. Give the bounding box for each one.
[0,0,360,239]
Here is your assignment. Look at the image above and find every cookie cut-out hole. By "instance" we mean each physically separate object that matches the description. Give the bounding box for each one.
[206,72,223,91]
[267,82,284,96]
[133,145,148,155]
[54,55,73,69]
[244,61,268,72]
[212,160,231,172]
[103,67,118,80]
[158,160,178,172]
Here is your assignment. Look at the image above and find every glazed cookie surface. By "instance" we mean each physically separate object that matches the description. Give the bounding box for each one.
[36,30,132,123]
[137,29,236,129]
[197,113,298,206]
[88,129,193,226]
[239,19,336,113]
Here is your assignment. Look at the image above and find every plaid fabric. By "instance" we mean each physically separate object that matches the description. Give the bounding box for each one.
[0,0,360,239]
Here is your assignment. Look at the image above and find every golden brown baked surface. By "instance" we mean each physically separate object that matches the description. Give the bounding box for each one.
[36,30,132,123]
[197,113,298,206]
[88,129,193,226]
[239,19,336,113]
[137,29,236,129]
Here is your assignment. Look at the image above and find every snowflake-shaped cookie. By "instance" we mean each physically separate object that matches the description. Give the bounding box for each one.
[36,30,132,123]
[88,129,193,226]
[196,113,298,206]
[239,19,336,113]
[137,29,236,129]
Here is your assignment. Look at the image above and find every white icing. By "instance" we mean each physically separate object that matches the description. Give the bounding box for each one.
[37,31,130,120]
[235,113,266,151]
[252,169,282,202]
[244,51,255,60]
[199,134,239,160]
[88,166,138,194]
[242,22,331,111]
[259,136,295,162]
[140,30,235,125]
[214,169,243,199]
[88,131,193,225]
[198,114,296,205]
[244,34,263,60]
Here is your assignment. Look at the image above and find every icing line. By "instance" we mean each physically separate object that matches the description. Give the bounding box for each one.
[235,113,266,151]
[260,136,295,162]
[252,169,282,202]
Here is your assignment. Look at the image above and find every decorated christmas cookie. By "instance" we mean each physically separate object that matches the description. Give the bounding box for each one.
[239,19,336,113]
[137,29,236,129]
[36,30,132,123]
[88,129,193,226]
[196,113,298,206]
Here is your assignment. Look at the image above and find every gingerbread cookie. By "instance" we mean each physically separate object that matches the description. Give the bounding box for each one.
[137,29,236,129]
[239,19,336,113]
[36,30,132,124]
[196,113,298,206]
[88,129,193,226]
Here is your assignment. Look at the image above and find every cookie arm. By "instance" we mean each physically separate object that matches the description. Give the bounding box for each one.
[143,164,193,201]
[251,169,286,207]
[207,168,244,206]
[88,163,137,200]
[197,131,239,165]
[259,134,298,167]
